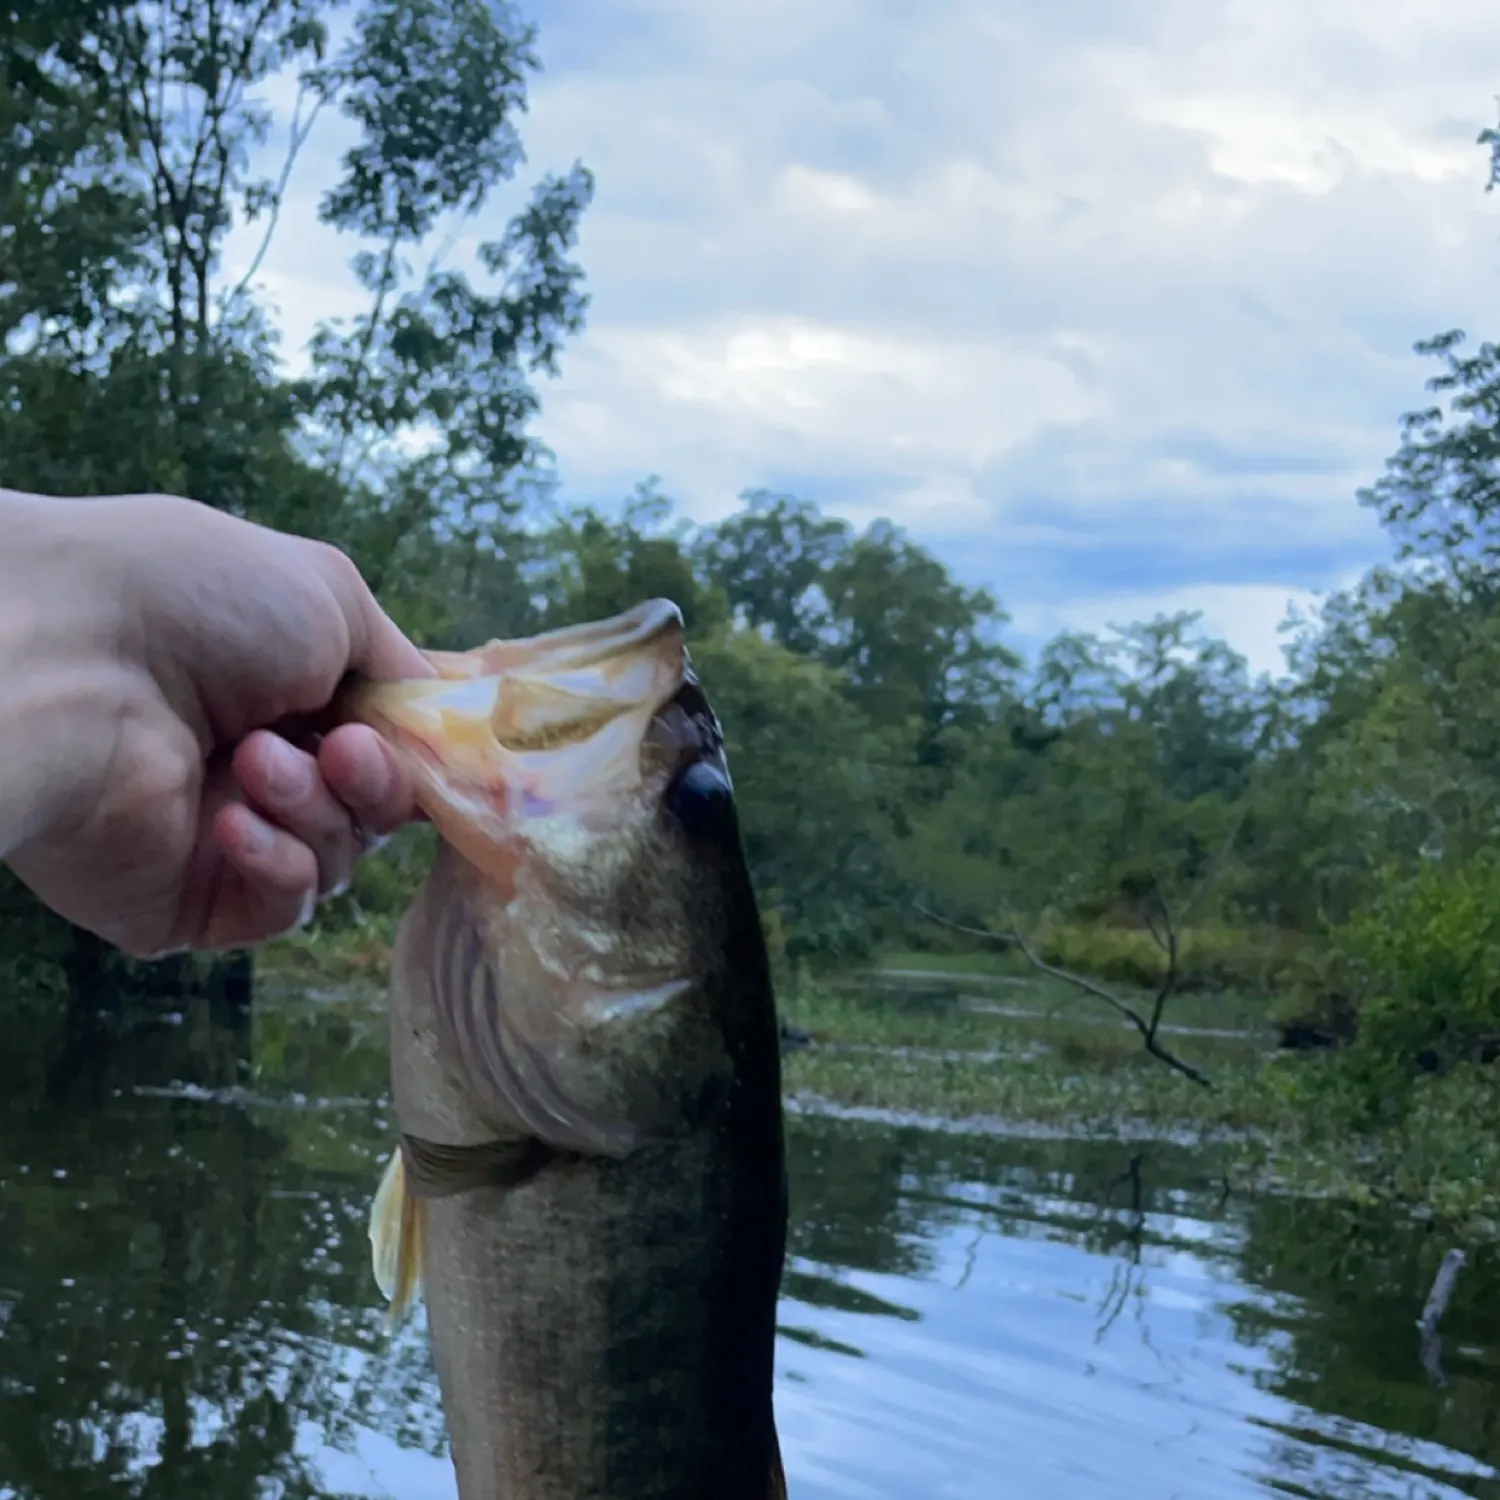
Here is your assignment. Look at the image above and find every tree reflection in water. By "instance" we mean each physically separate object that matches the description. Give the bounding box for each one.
[1,989,1497,1500]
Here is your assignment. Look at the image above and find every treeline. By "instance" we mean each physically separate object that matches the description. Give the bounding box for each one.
[5,2,1500,1108]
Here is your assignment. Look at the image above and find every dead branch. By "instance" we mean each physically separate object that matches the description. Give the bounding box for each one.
[916,901,1213,1089]
[1139,875,1180,1052]
[1417,1247,1467,1388]
[1044,988,1089,1021]
[1417,1248,1466,1340]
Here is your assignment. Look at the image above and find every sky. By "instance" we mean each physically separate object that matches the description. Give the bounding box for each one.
[222,0,1500,679]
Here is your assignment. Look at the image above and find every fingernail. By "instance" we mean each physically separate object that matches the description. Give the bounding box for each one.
[295,887,317,930]
[328,877,350,899]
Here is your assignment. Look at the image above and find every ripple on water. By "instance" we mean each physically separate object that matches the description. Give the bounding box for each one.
[0,997,1496,1500]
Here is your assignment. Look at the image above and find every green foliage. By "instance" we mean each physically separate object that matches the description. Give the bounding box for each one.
[1264,945,1360,1043]
[778,980,1500,1232]
[693,489,851,655]
[0,0,592,997]
[818,519,1013,751]
[1032,921,1307,998]
[686,625,913,962]
[1337,857,1500,1093]
[1359,329,1500,592]
[535,483,727,633]
[0,867,72,996]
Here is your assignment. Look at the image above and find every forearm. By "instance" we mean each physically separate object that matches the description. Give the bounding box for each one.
[0,489,126,861]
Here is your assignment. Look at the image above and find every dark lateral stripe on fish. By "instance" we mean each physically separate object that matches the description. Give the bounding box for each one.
[399,1132,561,1199]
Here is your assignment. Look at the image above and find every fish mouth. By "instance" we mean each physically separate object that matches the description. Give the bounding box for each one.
[337,600,713,850]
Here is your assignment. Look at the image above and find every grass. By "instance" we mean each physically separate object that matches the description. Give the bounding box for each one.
[260,923,395,988]
[838,959,1274,1035]
[873,948,1019,977]
[782,981,1269,1126]
[259,927,1500,1237]
[782,976,1500,1238]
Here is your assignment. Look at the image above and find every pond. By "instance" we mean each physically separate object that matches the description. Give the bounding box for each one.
[0,985,1496,1499]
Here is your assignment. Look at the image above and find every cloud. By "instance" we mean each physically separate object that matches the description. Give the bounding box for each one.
[1007,578,1364,681]
[220,0,1500,670]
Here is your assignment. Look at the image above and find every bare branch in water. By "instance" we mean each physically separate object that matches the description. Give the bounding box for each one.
[1418,1248,1466,1340]
[1140,875,1180,1059]
[1418,1247,1467,1388]
[916,900,1213,1090]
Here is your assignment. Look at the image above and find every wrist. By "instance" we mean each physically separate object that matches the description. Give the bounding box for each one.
[0,490,133,859]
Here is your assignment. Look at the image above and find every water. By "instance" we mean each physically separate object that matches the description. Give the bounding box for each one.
[0,987,1496,1499]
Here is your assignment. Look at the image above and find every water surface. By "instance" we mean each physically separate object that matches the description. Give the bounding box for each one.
[0,986,1495,1499]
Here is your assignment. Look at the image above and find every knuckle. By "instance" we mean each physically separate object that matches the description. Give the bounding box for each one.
[313,536,361,587]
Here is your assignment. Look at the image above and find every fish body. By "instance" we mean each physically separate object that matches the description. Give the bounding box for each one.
[344,600,788,1500]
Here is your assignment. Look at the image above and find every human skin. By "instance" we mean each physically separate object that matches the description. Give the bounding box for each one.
[0,487,432,957]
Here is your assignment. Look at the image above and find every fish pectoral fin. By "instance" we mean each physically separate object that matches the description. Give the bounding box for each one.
[369,1146,426,1326]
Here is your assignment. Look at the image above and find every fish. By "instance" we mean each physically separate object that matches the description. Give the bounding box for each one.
[338,598,789,1500]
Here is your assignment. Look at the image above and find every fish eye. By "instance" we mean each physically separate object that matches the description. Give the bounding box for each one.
[666,761,734,838]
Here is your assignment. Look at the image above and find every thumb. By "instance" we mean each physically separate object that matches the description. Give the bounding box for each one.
[318,546,437,684]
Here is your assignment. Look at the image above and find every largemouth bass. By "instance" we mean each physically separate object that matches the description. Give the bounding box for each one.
[339,599,788,1500]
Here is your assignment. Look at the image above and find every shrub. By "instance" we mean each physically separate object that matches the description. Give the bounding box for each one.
[1027,919,1308,996]
[1265,945,1361,1046]
[1337,855,1500,1090]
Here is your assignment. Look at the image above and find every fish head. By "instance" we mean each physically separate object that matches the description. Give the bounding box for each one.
[341,599,761,1155]
[340,597,717,891]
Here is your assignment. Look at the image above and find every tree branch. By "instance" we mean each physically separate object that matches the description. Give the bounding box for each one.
[1140,874,1179,1047]
[916,901,1213,1089]
[225,79,326,309]
[331,230,402,481]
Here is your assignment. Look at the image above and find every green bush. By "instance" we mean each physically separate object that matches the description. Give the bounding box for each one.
[1266,945,1360,1044]
[1337,856,1500,1090]
[1029,919,1307,996]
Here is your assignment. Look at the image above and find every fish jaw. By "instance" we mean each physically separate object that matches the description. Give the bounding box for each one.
[338,598,697,886]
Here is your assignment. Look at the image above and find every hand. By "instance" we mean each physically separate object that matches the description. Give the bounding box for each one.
[0,489,434,956]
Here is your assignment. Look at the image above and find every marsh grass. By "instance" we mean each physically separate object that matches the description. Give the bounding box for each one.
[784,983,1269,1125]
[260,931,1500,1235]
[873,949,1017,977]
[783,979,1500,1236]
[878,920,1306,999]
[829,961,1273,1036]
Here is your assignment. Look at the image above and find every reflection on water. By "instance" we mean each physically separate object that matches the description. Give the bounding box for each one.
[0,987,1496,1500]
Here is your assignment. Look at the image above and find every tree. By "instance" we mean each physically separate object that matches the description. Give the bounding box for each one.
[694,488,851,655]
[0,0,595,1006]
[819,519,1015,782]
[0,0,592,536]
[686,625,914,963]
[1358,329,1500,601]
[533,482,726,634]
